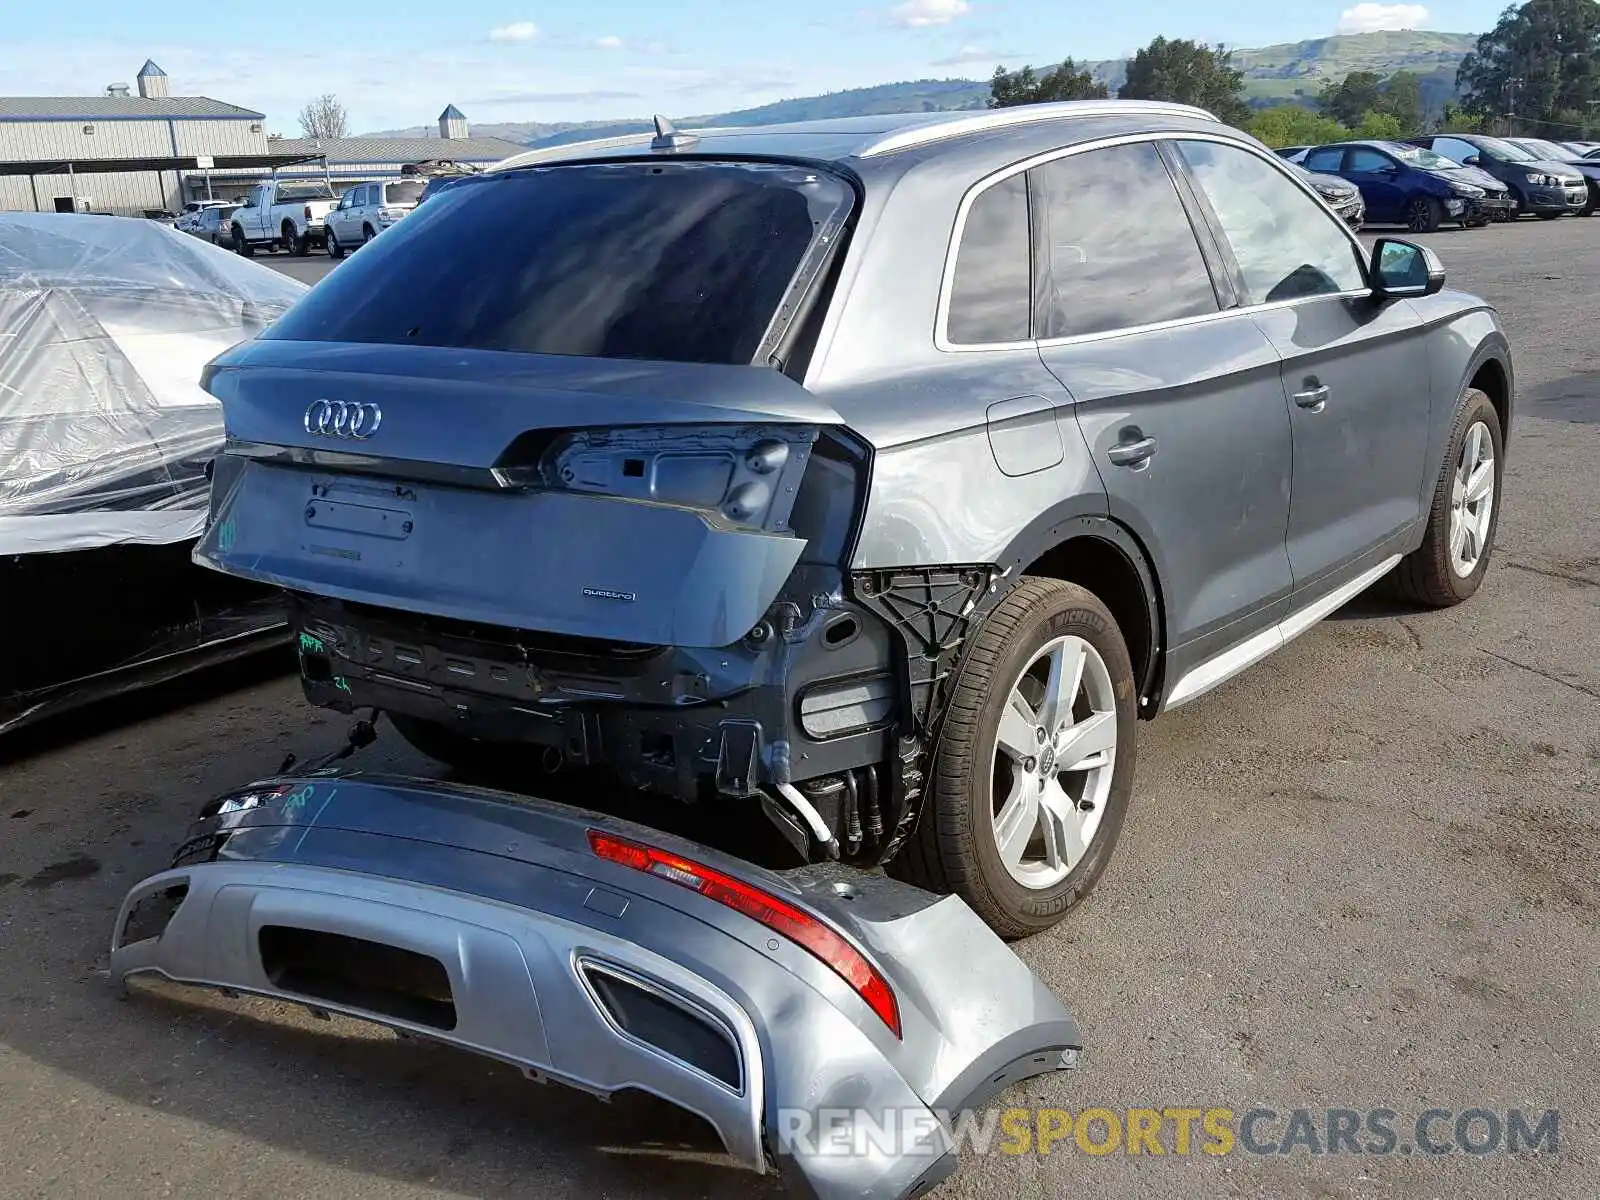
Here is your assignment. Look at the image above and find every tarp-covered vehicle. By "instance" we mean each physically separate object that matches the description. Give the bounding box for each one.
[0,213,301,734]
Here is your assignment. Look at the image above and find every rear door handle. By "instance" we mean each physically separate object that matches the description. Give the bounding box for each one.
[1106,436,1158,467]
[1293,384,1331,412]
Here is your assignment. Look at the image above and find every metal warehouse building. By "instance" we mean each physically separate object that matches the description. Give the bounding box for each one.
[0,63,525,215]
[0,61,281,215]
[210,108,527,196]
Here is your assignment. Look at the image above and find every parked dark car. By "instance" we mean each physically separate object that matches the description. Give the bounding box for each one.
[181,203,242,246]
[1301,140,1514,230]
[1506,137,1600,215]
[1293,162,1365,227]
[1405,133,1588,218]
[0,214,299,735]
[191,101,1513,940]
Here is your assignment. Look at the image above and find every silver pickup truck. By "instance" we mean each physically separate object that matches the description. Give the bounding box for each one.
[228,178,339,256]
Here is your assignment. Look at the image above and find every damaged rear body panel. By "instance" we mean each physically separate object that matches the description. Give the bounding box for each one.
[187,132,1118,866]
[110,774,1082,1200]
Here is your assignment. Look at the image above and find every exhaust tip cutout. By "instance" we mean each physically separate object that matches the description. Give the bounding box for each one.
[588,829,902,1038]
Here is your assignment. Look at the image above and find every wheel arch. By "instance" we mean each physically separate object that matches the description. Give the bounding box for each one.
[997,514,1167,720]
[1464,340,1514,446]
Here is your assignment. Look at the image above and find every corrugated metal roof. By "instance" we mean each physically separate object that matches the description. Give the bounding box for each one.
[268,134,528,163]
[0,95,264,120]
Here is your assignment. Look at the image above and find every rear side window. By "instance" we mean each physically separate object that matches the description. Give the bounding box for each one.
[1303,147,1345,173]
[1030,141,1219,340]
[946,173,1032,345]
[265,161,853,366]
[1177,140,1367,305]
[384,180,424,206]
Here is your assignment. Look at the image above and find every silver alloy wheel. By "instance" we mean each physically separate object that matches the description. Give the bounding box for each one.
[1449,419,1496,578]
[989,634,1117,890]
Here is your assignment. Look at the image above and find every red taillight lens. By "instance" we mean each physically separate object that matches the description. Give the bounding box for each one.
[588,830,901,1038]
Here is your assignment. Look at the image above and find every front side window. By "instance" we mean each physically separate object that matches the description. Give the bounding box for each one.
[1431,137,1483,164]
[1177,140,1367,306]
[1030,140,1219,340]
[1346,148,1395,173]
[947,173,1032,345]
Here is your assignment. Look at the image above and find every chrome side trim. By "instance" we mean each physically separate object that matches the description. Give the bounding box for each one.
[855,101,1219,159]
[1162,554,1402,711]
[933,129,1375,354]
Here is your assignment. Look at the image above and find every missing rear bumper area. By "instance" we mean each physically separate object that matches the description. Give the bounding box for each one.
[288,586,902,855]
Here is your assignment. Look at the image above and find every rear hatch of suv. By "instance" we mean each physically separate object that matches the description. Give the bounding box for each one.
[196,158,861,648]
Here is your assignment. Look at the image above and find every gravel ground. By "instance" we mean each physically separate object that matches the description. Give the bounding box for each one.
[2,217,1597,1200]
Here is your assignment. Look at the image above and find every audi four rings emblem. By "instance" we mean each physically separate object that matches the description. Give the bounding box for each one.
[304,399,383,439]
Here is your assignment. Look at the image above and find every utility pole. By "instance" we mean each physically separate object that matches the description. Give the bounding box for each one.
[1505,76,1522,136]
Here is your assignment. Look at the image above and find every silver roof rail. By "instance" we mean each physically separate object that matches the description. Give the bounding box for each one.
[855,100,1221,159]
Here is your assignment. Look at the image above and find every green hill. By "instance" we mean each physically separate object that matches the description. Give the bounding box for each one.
[364,30,1478,145]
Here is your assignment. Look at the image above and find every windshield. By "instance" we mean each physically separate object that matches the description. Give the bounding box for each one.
[277,182,337,200]
[265,160,855,366]
[1513,137,1572,161]
[1386,143,1460,170]
[383,180,426,206]
[1470,136,1536,162]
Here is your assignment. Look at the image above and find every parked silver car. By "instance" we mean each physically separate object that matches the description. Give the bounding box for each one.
[193,101,1514,940]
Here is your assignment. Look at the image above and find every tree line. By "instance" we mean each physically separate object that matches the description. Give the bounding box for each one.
[990,0,1600,147]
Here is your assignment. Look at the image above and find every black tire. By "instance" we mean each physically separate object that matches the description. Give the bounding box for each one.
[892,578,1138,940]
[231,226,253,256]
[328,228,345,259]
[362,224,376,246]
[1406,196,1442,233]
[283,223,306,255]
[1392,387,1503,608]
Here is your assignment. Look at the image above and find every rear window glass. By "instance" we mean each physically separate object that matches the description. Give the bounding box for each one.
[277,182,336,200]
[266,161,853,365]
[383,180,425,205]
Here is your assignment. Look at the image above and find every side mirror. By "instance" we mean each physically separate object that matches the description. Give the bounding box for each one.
[1463,154,1481,166]
[1370,237,1446,300]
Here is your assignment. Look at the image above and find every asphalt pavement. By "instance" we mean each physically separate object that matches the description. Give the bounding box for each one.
[2,217,1597,1200]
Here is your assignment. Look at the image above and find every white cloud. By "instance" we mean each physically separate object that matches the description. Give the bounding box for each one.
[1336,3,1429,34]
[595,35,624,50]
[890,0,971,29]
[488,21,539,42]
[932,44,1004,65]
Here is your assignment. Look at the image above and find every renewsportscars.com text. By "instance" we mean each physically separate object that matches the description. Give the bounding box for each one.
[776,1106,1561,1159]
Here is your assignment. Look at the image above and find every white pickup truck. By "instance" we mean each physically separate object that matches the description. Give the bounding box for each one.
[228,179,339,257]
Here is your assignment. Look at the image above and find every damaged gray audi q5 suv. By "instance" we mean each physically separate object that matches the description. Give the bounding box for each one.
[195,101,1513,938]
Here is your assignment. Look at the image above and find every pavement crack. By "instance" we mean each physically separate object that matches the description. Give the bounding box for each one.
[1479,648,1600,703]
[1505,560,1600,589]
[1398,619,1424,652]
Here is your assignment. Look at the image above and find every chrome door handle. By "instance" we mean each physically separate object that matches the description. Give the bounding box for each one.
[1106,436,1158,467]
[1293,384,1330,411]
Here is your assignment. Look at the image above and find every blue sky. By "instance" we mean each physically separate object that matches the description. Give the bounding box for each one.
[7,1,1503,134]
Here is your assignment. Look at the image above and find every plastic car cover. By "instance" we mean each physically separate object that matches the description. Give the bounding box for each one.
[0,212,305,556]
